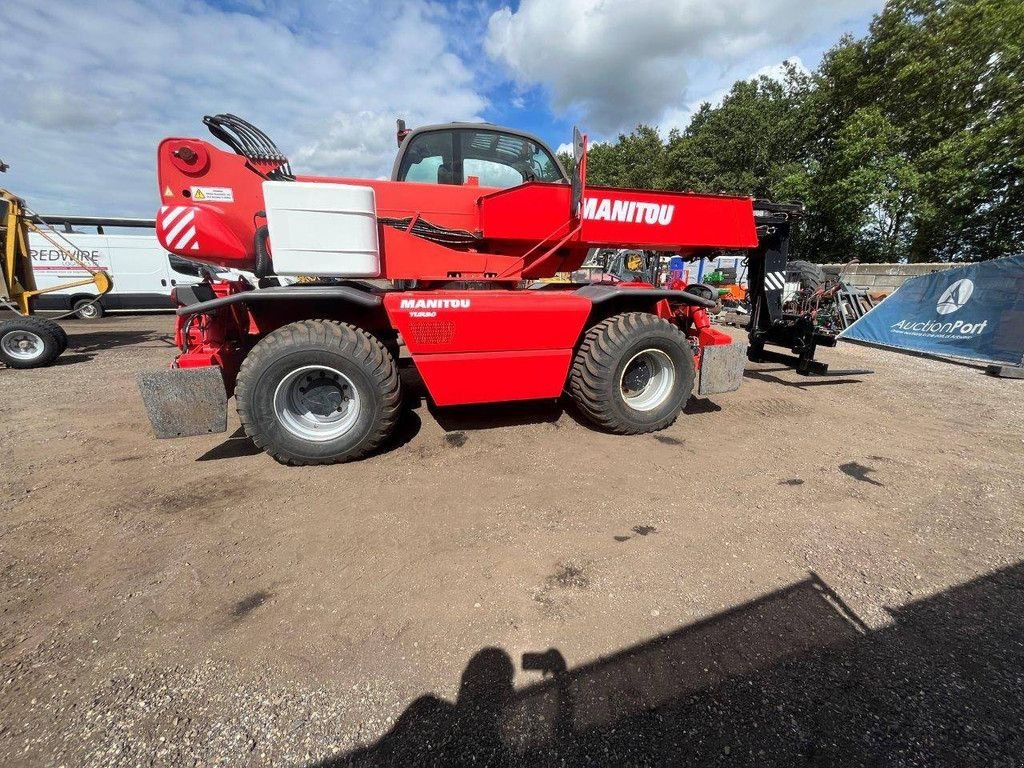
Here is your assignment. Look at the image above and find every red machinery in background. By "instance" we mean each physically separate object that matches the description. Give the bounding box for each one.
[139,115,766,464]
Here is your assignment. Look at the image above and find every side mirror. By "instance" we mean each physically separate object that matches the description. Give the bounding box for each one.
[396,118,411,148]
[570,127,587,221]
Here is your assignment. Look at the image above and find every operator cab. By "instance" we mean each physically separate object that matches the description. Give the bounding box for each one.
[392,123,568,188]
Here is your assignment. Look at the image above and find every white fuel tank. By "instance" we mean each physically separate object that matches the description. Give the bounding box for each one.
[262,181,380,277]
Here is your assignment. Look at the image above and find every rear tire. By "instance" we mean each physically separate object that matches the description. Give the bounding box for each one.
[787,260,824,292]
[73,299,103,320]
[235,320,401,465]
[568,312,696,434]
[0,316,65,368]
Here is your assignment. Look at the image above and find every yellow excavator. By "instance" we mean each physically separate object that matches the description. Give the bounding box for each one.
[1,175,112,368]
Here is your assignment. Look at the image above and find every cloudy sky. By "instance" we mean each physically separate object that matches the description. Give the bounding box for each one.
[2,0,882,216]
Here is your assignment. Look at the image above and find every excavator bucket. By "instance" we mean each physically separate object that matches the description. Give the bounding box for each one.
[138,367,227,438]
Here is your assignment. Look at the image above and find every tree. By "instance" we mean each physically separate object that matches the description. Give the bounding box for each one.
[556,150,574,177]
[582,125,667,189]
[811,0,1024,262]
[567,0,1022,263]
[662,63,813,202]
[807,107,922,262]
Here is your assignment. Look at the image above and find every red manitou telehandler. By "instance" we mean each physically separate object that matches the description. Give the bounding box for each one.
[138,114,808,465]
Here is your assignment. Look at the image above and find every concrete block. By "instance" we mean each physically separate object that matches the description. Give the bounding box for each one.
[872,275,907,288]
[699,342,747,396]
[138,367,227,438]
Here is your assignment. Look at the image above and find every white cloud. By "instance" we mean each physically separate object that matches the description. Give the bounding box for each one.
[484,0,880,135]
[0,0,486,216]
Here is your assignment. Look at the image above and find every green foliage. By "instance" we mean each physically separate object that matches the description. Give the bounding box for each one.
[556,150,575,176]
[663,63,813,200]
[577,0,1023,263]
[586,125,667,189]
[807,107,923,262]
[807,0,1024,262]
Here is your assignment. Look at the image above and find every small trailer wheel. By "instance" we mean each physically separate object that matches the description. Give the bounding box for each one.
[235,320,402,465]
[569,312,695,434]
[50,321,68,353]
[0,316,65,368]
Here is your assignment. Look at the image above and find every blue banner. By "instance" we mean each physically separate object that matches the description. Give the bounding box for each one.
[840,255,1024,366]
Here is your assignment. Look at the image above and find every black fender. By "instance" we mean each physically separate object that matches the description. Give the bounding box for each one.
[574,284,718,309]
[175,284,383,317]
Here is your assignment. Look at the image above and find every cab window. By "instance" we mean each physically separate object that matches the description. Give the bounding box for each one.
[463,158,525,188]
[460,130,563,187]
[397,131,455,184]
[396,128,564,187]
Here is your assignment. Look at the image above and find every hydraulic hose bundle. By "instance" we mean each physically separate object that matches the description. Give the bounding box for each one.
[377,216,479,249]
[203,113,294,180]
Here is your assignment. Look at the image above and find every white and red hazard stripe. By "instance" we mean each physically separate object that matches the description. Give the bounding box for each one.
[159,205,200,251]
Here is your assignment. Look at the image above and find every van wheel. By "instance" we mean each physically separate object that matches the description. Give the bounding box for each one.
[73,299,103,320]
[0,316,65,368]
[235,320,402,465]
[569,313,695,434]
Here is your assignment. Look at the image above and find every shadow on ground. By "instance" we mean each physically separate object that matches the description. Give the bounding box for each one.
[839,460,885,486]
[49,353,96,367]
[196,408,423,463]
[196,427,263,461]
[313,563,1024,766]
[66,329,174,352]
[683,396,721,414]
[744,368,865,389]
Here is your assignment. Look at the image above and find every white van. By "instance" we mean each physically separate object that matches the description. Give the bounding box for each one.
[29,230,214,319]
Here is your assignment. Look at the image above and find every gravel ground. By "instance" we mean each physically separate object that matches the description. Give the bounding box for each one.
[1,313,1022,766]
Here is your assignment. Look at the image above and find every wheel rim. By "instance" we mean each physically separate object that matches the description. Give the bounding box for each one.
[273,365,361,442]
[78,303,98,319]
[1,330,45,362]
[619,349,675,412]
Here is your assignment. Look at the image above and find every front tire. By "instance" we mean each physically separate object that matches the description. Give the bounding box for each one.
[569,312,695,434]
[235,320,401,465]
[0,316,65,368]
